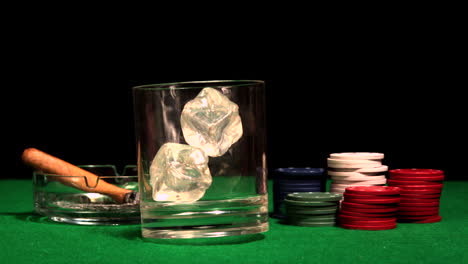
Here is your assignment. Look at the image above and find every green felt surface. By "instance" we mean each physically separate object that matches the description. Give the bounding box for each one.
[1,180,467,264]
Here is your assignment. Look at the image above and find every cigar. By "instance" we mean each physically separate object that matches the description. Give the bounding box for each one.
[22,148,138,204]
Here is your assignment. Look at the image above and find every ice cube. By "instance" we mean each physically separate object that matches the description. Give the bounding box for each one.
[181,88,243,157]
[149,143,212,202]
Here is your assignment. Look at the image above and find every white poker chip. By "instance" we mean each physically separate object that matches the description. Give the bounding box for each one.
[330,152,384,160]
[332,179,387,186]
[355,166,389,173]
[327,158,382,169]
[328,165,388,174]
[328,170,386,177]
[327,158,381,165]
[331,175,387,182]
[329,188,347,194]
[329,184,348,191]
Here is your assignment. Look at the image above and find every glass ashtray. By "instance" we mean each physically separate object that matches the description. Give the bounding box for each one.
[33,165,140,225]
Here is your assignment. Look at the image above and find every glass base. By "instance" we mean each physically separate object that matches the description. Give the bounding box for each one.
[142,222,269,239]
[140,194,269,239]
[49,216,140,226]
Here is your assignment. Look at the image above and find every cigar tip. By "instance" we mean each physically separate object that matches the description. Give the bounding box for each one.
[21,148,39,161]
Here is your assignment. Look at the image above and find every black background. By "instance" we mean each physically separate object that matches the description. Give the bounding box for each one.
[6,60,466,181]
[4,19,466,181]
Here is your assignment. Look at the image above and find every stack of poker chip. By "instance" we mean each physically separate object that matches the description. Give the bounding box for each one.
[272,168,326,218]
[327,152,388,194]
[338,186,401,230]
[284,192,342,227]
[388,169,444,224]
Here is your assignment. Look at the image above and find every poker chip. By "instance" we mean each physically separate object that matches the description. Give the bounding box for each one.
[287,205,339,211]
[397,209,439,216]
[395,184,443,190]
[327,159,382,169]
[278,187,322,192]
[276,181,323,185]
[327,153,388,196]
[355,166,389,173]
[277,184,323,188]
[388,168,444,224]
[389,169,444,177]
[401,215,442,223]
[341,201,395,209]
[343,197,400,204]
[340,223,396,230]
[282,191,341,227]
[400,193,441,199]
[389,175,445,181]
[272,168,327,218]
[387,179,443,185]
[332,179,388,186]
[285,220,336,227]
[338,214,397,223]
[343,192,397,199]
[339,210,396,218]
[339,218,396,225]
[400,189,442,194]
[345,186,401,196]
[331,175,387,181]
[287,215,337,221]
[287,192,342,202]
[284,199,338,207]
[330,152,385,160]
[340,206,399,213]
[338,185,400,230]
[399,201,440,207]
[286,207,338,215]
[400,198,440,204]
[398,206,439,211]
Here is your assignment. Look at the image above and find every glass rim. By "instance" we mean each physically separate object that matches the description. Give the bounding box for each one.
[133,80,265,91]
[33,172,138,178]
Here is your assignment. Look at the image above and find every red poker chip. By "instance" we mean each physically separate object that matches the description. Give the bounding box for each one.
[400,193,441,199]
[389,169,444,177]
[396,184,443,190]
[341,206,398,213]
[340,223,397,230]
[399,201,440,207]
[388,179,443,185]
[398,206,439,212]
[400,189,441,194]
[400,198,440,203]
[397,214,440,220]
[339,209,396,218]
[345,186,401,196]
[344,197,400,204]
[412,215,442,223]
[341,201,395,209]
[344,193,398,199]
[389,175,445,181]
[397,210,439,216]
[338,214,397,222]
[340,219,396,226]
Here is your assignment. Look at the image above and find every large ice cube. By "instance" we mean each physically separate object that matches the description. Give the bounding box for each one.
[181,88,243,157]
[149,143,212,202]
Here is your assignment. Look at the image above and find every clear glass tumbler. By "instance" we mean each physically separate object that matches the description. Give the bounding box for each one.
[133,80,268,239]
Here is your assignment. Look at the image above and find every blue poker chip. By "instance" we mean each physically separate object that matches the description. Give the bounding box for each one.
[277,187,323,191]
[278,190,323,194]
[276,180,323,185]
[278,189,323,193]
[276,183,323,188]
[274,167,325,177]
[271,167,325,219]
